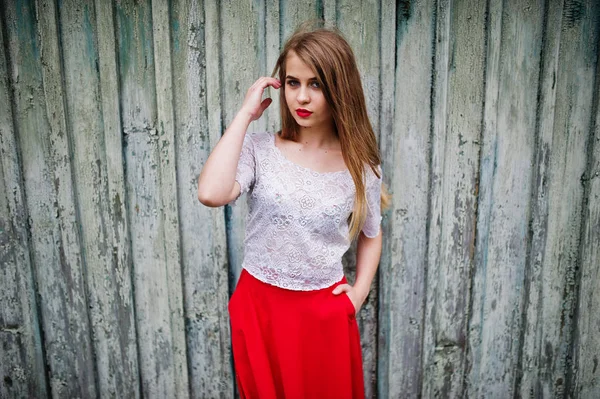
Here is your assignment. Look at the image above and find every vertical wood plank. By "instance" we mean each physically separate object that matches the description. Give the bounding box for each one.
[378,0,435,397]
[519,0,600,397]
[170,0,233,396]
[467,0,544,396]
[150,1,189,397]
[422,0,486,396]
[377,0,395,393]
[93,0,141,392]
[202,0,232,319]
[336,0,380,138]
[516,1,563,397]
[58,0,140,396]
[203,0,223,161]
[202,0,229,303]
[422,0,451,396]
[265,0,281,133]
[280,0,321,42]
[336,2,381,396]
[322,0,336,25]
[3,0,99,396]
[571,4,600,396]
[0,8,47,396]
[220,0,263,287]
[115,0,187,396]
[95,1,133,308]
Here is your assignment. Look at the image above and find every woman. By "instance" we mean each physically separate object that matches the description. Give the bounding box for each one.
[198,23,388,398]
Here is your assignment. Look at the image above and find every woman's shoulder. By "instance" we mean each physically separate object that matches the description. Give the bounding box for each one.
[245,131,275,148]
[246,131,274,140]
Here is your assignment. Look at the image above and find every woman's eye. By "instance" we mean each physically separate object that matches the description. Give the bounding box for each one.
[310,81,320,89]
[287,80,298,87]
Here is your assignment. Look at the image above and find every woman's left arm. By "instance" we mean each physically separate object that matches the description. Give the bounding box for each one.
[332,228,383,311]
[353,229,383,305]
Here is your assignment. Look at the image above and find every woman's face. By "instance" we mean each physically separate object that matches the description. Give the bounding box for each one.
[284,51,334,132]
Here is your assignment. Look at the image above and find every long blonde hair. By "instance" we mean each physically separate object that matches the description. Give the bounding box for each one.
[272,23,391,241]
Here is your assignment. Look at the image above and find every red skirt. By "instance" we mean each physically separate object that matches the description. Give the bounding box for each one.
[228,268,365,399]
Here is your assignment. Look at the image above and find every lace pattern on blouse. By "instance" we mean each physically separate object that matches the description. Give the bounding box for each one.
[231,131,382,291]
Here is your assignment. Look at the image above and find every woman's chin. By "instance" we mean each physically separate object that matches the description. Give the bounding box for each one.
[293,119,313,128]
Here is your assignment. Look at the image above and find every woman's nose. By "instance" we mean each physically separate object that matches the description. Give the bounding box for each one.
[297,86,309,103]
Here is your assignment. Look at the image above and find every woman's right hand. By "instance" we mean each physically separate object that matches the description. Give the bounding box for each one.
[240,77,282,121]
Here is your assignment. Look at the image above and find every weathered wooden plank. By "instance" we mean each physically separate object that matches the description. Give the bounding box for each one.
[422,0,486,397]
[95,0,132,296]
[219,1,264,287]
[0,125,31,399]
[35,0,100,390]
[279,0,322,43]
[467,0,544,396]
[2,0,99,396]
[322,0,335,25]
[336,2,381,397]
[421,1,452,397]
[95,0,141,394]
[377,0,395,186]
[203,0,223,158]
[376,0,396,393]
[115,0,187,396]
[377,0,435,397]
[150,1,189,397]
[169,0,233,396]
[572,17,600,397]
[337,0,380,137]
[58,0,140,396]
[265,0,281,133]
[255,0,268,129]
[202,1,239,396]
[516,2,563,397]
[518,0,600,397]
[0,15,47,391]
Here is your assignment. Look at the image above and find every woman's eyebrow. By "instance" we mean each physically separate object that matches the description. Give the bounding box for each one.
[285,75,318,81]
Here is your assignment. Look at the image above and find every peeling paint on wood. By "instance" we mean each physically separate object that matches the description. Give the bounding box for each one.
[378,0,435,397]
[0,9,47,397]
[422,0,486,397]
[519,1,600,397]
[468,0,545,396]
[572,3,600,394]
[116,0,187,396]
[4,0,97,396]
[169,0,233,396]
[59,0,140,396]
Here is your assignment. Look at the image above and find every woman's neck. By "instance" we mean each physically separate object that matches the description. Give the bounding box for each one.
[295,126,339,150]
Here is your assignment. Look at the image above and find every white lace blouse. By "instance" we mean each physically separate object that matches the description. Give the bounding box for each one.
[230,131,382,291]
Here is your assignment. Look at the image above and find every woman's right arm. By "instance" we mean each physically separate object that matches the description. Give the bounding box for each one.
[197,77,281,207]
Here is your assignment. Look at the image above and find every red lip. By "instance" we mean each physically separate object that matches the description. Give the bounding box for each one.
[296,109,313,118]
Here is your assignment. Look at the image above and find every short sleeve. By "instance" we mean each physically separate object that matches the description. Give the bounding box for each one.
[361,165,383,238]
[230,133,256,205]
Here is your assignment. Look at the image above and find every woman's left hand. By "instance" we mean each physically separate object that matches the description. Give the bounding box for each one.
[332,284,367,314]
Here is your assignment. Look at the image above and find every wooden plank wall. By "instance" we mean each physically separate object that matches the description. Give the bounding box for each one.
[0,0,598,398]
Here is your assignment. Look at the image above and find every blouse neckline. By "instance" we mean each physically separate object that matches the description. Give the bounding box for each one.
[270,133,351,177]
